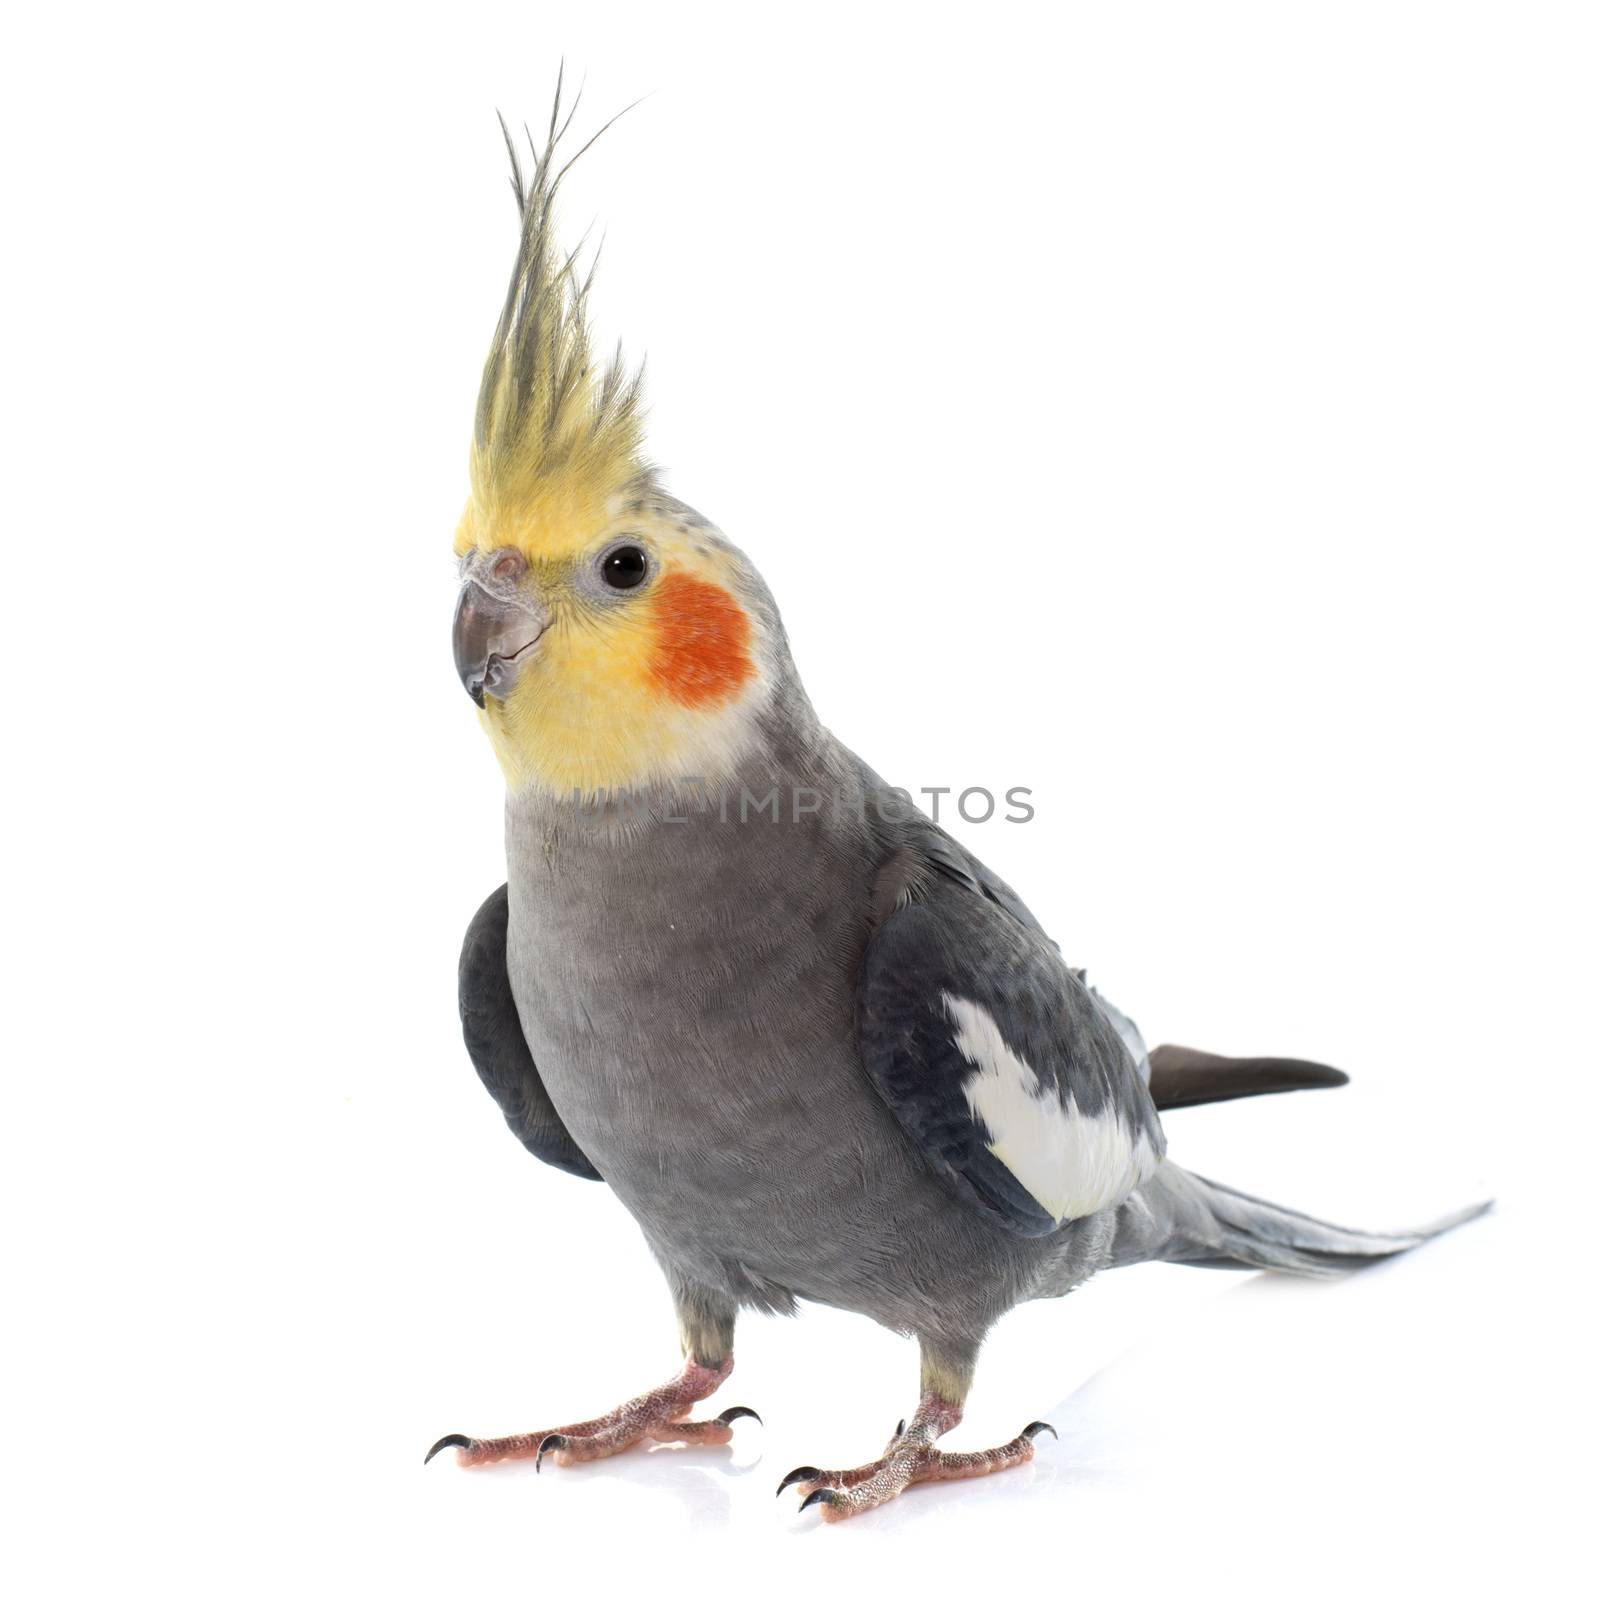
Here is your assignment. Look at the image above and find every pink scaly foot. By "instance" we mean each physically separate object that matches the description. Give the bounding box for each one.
[780,1394,1054,1522]
[424,1357,760,1470]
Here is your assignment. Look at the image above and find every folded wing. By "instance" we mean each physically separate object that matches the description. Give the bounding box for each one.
[857,861,1164,1237]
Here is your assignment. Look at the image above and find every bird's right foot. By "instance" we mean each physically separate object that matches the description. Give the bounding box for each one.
[424,1356,760,1469]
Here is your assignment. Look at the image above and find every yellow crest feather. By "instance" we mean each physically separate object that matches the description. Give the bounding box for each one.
[460,77,646,561]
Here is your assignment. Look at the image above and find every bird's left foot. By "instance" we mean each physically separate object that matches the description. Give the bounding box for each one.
[779,1395,1054,1522]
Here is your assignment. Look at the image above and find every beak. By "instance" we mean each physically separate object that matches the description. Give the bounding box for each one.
[452,574,550,708]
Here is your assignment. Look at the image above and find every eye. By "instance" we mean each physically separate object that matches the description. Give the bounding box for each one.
[600,544,649,591]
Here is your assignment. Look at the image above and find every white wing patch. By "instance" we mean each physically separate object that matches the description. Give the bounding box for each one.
[943,992,1159,1222]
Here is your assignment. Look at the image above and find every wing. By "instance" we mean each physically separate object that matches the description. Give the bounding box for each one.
[857,846,1165,1237]
[458,885,602,1181]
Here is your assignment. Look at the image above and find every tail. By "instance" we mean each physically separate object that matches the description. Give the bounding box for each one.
[1148,1044,1349,1111]
[1116,1163,1491,1277]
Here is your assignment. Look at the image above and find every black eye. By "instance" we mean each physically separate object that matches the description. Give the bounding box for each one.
[601,545,648,590]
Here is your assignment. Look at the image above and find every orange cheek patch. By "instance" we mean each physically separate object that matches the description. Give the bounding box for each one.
[647,573,756,707]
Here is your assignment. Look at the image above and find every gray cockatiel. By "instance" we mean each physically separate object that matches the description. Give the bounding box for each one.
[429,88,1487,1520]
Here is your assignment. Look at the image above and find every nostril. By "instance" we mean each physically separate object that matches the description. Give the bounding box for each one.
[490,549,527,584]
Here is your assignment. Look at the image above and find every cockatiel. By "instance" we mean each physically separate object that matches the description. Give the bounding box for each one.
[428,87,1487,1521]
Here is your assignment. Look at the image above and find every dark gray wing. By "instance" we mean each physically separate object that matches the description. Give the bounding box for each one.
[459,885,601,1181]
[857,843,1165,1237]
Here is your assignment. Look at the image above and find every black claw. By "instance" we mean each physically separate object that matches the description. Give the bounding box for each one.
[1022,1420,1058,1443]
[894,1418,905,1438]
[534,1432,567,1474]
[717,1405,763,1427]
[776,1465,821,1496]
[424,1433,472,1466]
[799,1487,844,1514]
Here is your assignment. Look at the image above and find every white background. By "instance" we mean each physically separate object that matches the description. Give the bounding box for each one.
[3,3,1594,1595]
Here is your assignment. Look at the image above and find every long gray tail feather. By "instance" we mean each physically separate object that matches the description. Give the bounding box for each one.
[1115,1163,1491,1277]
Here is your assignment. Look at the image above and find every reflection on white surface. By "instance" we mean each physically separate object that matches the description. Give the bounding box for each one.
[384,1199,1564,1593]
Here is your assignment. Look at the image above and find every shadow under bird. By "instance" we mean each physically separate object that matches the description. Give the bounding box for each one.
[427,83,1488,1521]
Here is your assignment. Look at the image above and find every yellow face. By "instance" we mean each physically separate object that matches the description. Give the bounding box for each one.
[451,487,769,796]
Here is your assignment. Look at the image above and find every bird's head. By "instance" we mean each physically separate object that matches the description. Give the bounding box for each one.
[451,96,782,798]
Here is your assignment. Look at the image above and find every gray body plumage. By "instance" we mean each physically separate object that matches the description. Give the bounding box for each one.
[503,720,1089,1358]
[468,494,1475,1379]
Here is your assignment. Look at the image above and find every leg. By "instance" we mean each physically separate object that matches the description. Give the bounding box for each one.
[779,1336,1054,1522]
[425,1284,759,1471]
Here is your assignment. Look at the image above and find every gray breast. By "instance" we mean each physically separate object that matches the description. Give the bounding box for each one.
[501,775,1058,1333]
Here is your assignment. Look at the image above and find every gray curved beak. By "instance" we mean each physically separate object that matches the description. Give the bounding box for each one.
[452,579,549,707]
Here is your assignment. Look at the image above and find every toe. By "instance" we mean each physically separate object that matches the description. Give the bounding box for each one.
[798,1487,846,1516]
